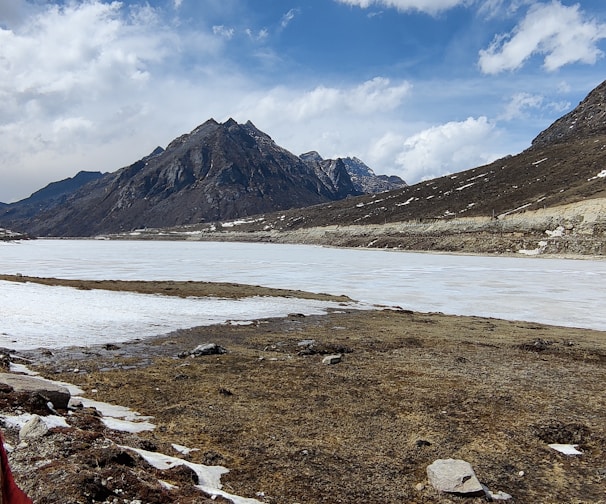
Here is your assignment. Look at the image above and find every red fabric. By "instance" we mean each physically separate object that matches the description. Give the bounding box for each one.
[0,431,32,504]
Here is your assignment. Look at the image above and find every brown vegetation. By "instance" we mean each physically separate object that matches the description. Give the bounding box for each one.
[2,279,604,503]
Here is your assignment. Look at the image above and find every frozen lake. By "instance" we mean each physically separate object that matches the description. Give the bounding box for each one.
[1,239,605,349]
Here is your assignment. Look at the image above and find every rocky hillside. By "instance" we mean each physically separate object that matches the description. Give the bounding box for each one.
[300,151,407,193]
[0,119,402,237]
[135,81,606,256]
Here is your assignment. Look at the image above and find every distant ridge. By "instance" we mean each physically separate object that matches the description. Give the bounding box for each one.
[0,119,400,236]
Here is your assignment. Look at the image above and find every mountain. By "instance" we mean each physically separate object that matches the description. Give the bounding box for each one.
[300,152,407,193]
[0,119,381,237]
[0,171,105,223]
[156,80,606,255]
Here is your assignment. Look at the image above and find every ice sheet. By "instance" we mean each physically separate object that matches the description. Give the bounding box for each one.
[0,279,355,350]
[2,240,606,336]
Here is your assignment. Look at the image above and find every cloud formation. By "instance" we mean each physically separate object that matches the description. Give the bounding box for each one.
[335,0,471,15]
[479,1,606,74]
[0,0,603,203]
[377,117,501,182]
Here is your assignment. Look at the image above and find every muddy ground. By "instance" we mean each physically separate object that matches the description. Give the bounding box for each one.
[1,278,606,503]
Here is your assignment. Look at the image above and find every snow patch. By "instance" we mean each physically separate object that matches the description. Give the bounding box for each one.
[119,446,263,504]
[549,444,582,455]
[545,226,565,237]
[2,413,69,430]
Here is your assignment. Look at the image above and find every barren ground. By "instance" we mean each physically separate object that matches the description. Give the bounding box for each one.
[2,278,606,504]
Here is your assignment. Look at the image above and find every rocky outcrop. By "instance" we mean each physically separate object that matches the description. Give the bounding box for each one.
[532,80,606,147]
[0,373,71,409]
[300,151,406,194]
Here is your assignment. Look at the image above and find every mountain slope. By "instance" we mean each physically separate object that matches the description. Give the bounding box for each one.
[0,119,372,237]
[300,151,407,193]
[0,171,106,223]
[225,80,606,229]
[154,81,606,255]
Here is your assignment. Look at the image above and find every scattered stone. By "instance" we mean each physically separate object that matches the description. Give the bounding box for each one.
[426,459,483,494]
[489,490,513,501]
[322,354,342,365]
[0,372,71,409]
[415,482,425,491]
[415,439,432,448]
[297,339,316,347]
[178,343,227,358]
[518,338,553,352]
[19,414,49,441]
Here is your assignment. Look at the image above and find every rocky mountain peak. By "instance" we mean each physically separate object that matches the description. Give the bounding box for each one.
[532,79,606,147]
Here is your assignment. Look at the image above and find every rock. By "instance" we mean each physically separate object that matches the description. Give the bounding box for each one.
[426,459,483,494]
[178,343,227,358]
[322,354,342,365]
[0,372,71,409]
[19,414,49,441]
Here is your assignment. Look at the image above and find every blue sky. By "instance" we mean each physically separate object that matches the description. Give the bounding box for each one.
[1,0,606,202]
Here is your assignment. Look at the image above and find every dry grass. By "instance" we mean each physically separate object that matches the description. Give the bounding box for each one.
[31,305,606,504]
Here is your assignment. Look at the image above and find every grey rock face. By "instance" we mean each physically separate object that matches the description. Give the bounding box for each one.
[426,458,483,494]
[0,373,71,409]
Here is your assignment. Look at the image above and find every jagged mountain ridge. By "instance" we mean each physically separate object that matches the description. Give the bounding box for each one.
[300,152,407,194]
[0,119,399,236]
[178,80,606,239]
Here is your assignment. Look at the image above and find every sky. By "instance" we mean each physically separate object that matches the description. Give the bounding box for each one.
[1,0,605,203]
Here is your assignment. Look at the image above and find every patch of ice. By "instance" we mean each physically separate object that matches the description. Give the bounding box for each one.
[518,241,548,256]
[101,416,155,433]
[1,413,69,430]
[549,444,583,455]
[120,446,263,504]
[456,182,475,191]
[9,363,38,375]
[0,281,355,351]
[588,169,606,181]
[77,397,153,423]
[172,443,200,455]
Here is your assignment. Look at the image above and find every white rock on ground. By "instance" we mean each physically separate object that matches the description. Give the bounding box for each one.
[426,458,483,494]
[19,414,49,441]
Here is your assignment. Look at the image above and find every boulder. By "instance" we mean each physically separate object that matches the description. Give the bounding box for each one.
[426,459,483,494]
[0,373,70,409]
[178,343,227,358]
[19,414,49,441]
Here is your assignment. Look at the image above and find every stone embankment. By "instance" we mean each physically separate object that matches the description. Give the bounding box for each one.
[128,198,606,257]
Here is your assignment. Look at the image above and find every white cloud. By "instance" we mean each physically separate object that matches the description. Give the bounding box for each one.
[281,8,298,29]
[213,25,235,39]
[238,77,411,121]
[335,0,472,15]
[245,28,269,41]
[500,92,543,120]
[479,1,606,74]
[387,117,500,182]
[173,0,184,9]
